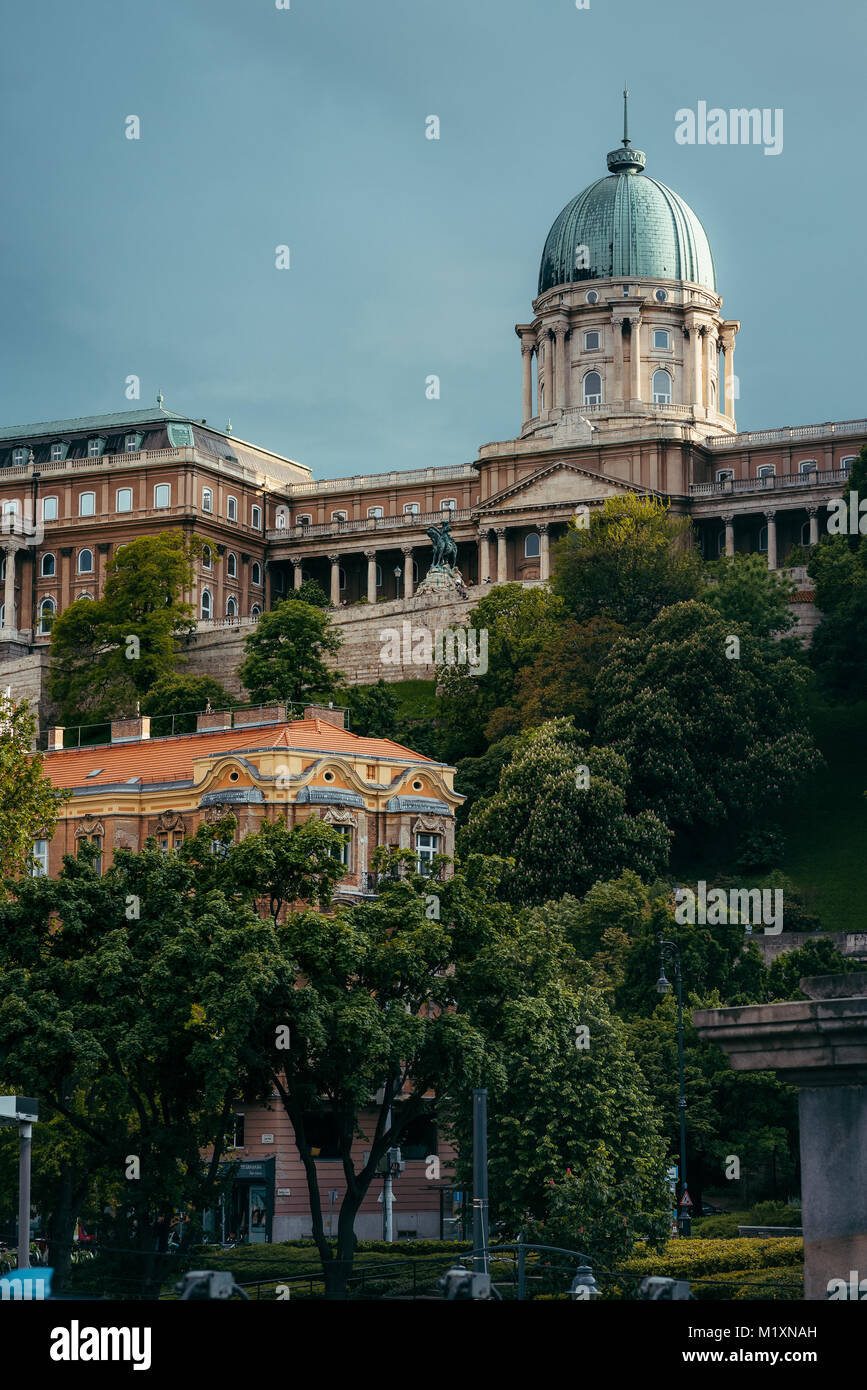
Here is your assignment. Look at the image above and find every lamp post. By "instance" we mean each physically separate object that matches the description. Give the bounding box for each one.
[393,564,402,601]
[656,936,691,1237]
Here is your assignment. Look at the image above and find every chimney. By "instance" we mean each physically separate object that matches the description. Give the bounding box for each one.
[197,709,233,732]
[110,716,151,744]
[303,703,345,729]
[46,726,65,751]
[233,704,285,729]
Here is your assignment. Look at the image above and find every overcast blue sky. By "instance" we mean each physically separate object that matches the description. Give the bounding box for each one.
[1,0,863,478]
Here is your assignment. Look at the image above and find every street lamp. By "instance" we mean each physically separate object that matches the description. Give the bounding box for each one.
[656,936,691,1237]
[0,1096,39,1268]
[393,564,402,600]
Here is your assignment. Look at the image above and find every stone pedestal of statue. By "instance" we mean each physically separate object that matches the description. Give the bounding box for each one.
[415,567,468,600]
[693,973,867,1300]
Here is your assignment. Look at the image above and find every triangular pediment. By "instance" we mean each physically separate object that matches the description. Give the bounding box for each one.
[482,460,652,512]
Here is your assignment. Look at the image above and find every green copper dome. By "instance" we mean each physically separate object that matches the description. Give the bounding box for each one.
[538,124,716,295]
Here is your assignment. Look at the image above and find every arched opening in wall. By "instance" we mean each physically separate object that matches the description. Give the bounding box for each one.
[78,549,93,574]
[38,597,56,634]
[275,506,288,529]
[583,371,602,406]
[226,596,238,618]
[201,588,212,620]
[251,604,261,618]
[375,564,383,588]
[758,526,769,553]
[524,532,540,559]
[800,521,811,546]
[41,553,56,578]
[652,369,672,405]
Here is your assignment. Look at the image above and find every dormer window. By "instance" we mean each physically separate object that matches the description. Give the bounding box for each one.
[87,438,106,457]
[124,433,143,453]
[12,447,27,466]
[50,442,68,462]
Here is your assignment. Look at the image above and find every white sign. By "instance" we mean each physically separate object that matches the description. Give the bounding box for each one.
[261,1134,275,1144]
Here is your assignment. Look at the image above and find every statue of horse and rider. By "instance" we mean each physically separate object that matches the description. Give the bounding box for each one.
[426,518,458,571]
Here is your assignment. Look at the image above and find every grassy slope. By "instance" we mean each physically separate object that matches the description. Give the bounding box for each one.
[775,698,867,933]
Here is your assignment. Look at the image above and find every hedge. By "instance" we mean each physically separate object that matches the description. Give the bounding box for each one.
[616,1237,803,1280]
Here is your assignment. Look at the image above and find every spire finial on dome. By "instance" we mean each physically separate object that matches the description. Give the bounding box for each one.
[607,88,645,174]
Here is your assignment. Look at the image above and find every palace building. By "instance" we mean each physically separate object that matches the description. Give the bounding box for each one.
[1,112,861,682]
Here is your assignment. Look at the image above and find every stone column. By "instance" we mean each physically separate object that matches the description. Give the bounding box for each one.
[694,973,867,1301]
[612,317,624,402]
[553,320,569,410]
[365,549,377,603]
[721,329,737,421]
[496,528,507,583]
[293,560,304,590]
[764,510,777,570]
[630,317,642,402]
[722,513,735,557]
[689,322,703,411]
[3,545,16,631]
[329,553,341,606]
[704,329,718,415]
[539,523,550,581]
[521,340,534,424]
[807,505,819,546]
[478,531,491,584]
[402,546,414,599]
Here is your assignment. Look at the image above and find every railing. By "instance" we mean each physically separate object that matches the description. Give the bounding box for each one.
[267,507,474,542]
[690,468,850,498]
[285,464,477,496]
[0,444,258,482]
[705,419,867,449]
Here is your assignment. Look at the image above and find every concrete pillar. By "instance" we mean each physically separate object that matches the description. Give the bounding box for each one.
[293,560,303,590]
[402,546,414,599]
[630,318,642,401]
[329,553,341,606]
[722,331,737,421]
[554,321,569,410]
[690,324,703,411]
[723,513,735,557]
[3,545,16,631]
[807,506,819,546]
[612,316,624,401]
[694,973,867,1301]
[705,329,717,415]
[764,510,777,570]
[478,531,490,584]
[496,528,507,583]
[539,523,550,581]
[521,341,534,424]
[365,550,377,603]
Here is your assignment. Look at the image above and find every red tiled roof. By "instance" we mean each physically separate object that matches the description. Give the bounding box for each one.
[41,719,436,789]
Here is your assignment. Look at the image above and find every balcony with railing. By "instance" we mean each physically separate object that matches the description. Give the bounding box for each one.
[690,468,850,500]
[266,507,475,543]
[283,463,477,496]
[704,419,867,449]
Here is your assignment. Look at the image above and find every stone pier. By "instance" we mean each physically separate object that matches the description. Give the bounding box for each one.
[693,973,867,1301]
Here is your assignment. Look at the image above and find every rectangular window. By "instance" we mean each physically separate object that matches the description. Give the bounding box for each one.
[440,498,456,511]
[403,502,420,515]
[332,510,348,523]
[653,330,670,350]
[79,492,95,517]
[154,483,171,508]
[2,500,19,516]
[158,835,170,854]
[202,488,213,513]
[116,488,133,513]
[51,444,65,462]
[42,497,58,521]
[172,832,185,850]
[368,506,384,519]
[32,839,49,877]
[12,448,27,466]
[330,828,351,868]
[87,439,103,457]
[415,832,440,876]
[227,496,237,521]
[584,331,600,350]
[251,505,261,530]
[124,434,141,453]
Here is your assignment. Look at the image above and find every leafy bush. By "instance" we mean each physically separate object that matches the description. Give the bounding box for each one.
[617,1236,803,1279]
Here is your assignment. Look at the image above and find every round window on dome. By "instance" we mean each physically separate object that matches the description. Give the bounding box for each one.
[655,288,668,303]
[585,290,599,305]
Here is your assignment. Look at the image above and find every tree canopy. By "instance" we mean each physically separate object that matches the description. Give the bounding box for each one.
[238,598,342,705]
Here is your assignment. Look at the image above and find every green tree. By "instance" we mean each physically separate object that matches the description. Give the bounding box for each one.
[551,494,703,628]
[595,601,821,844]
[509,614,625,737]
[140,673,238,735]
[0,692,68,886]
[0,834,290,1291]
[285,577,330,609]
[435,584,567,761]
[339,679,400,739]
[704,552,797,642]
[48,533,201,724]
[238,598,342,705]
[459,719,671,905]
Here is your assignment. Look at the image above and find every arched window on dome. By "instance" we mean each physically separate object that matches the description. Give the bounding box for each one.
[583,372,602,406]
[652,370,672,405]
[524,532,541,559]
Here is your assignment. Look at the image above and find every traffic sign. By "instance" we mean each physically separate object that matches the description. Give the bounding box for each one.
[679,1189,693,1207]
